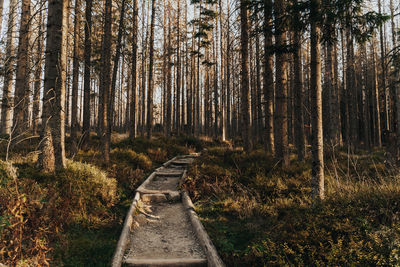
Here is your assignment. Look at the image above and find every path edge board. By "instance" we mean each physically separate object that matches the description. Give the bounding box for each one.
[112,192,141,267]
[182,190,225,267]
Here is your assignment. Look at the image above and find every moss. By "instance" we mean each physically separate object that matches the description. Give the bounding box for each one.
[110,148,152,170]
[184,148,400,266]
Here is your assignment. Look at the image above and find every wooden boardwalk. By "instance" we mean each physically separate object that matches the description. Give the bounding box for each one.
[112,155,224,267]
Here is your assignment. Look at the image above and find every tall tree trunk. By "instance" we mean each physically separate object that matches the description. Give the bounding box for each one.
[82,0,93,146]
[13,0,31,136]
[263,0,274,153]
[146,0,156,139]
[40,0,69,171]
[310,0,324,204]
[175,0,181,134]
[372,38,382,147]
[110,0,127,136]
[219,0,226,141]
[326,40,340,145]
[0,0,4,33]
[274,0,289,165]
[166,1,172,137]
[100,0,112,162]
[71,0,81,157]
[378,0,389,131]
[255,25,262,143]
[213,25,219,138]
[226,1,231,139]
[32,0,45,136]
[293,2,305,161]
[240,0,251,152]
[130,0,139,139]
[390,0,400,160]
[1,0,17,135]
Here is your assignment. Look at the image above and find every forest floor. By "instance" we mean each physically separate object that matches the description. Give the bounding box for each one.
[0,133,205,266]
[184,145,400,266]
[1,134,399,266]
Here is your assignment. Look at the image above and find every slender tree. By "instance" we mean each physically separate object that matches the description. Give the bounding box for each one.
[82,0,93,146]
[274,0,289,166]
[1,0,18,135]
[310,0,325,203]
[130,0,139,139]
[146,0,156,139]
[240,0,251,152]
[71,0,82,157]
[13,0,31,136]
[100,0,112,162]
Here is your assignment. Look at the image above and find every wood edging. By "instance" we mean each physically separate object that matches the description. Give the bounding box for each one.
[111,192,141,267]
[182,190,225,267]
[123,258,207,265]
[135,172,156,193]
[163,156,179,167]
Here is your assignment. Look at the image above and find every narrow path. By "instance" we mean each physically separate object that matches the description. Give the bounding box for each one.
[112,155,224,267]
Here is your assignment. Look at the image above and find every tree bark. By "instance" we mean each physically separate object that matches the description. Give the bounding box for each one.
[130,0,139,139]
[146,0,156,139]
[32,0,45,136]
[110,0,127,135]
[100,0,112,163]
[293,3,305,161]
[310,0,325,204]
[274,0,289,165]
[40,0,69,171]
[71,0,82,157]
[1,0,17,135]
[82,0,93,146]
[240,0,251,152]
[13,0,31,136]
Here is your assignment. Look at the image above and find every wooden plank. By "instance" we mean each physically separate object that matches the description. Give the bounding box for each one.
[182,191,225,267]
[112,192,141,267]
[123,258,207,267]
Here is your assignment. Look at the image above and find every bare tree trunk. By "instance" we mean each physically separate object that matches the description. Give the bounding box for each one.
[219,0,226,141]
[130,0,139,139]
[32,0,45,136]
[240,0,251,152]
[310,0,324,204]
[378,0,389,131]
[71,0,81,157]
[390,0,400,160]
[274,0,289,165]
[0,0,4,33]
[110,0,127,136]
[40,0,69,171]
[146,0,156,139]
[13,0,31,136]
[100,0,112,163]
[372,38,382,147]
[166,1,172,137]
[263,0,274,154]
[226,1,231,139]
[213,25,219,138]
[82,0,92,146]
[255,24,262,143]
[293,2,305,161]
[1,0,17,135]
[175,0,181,134]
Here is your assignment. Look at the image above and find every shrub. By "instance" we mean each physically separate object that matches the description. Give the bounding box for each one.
[110,148,152,170]
[58,160,118,218]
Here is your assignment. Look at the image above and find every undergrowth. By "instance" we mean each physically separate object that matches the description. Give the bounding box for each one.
[0,133,201,266]
[184,147,400,266]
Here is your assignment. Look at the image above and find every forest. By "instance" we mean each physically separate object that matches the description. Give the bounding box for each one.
[1,0,400,265]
